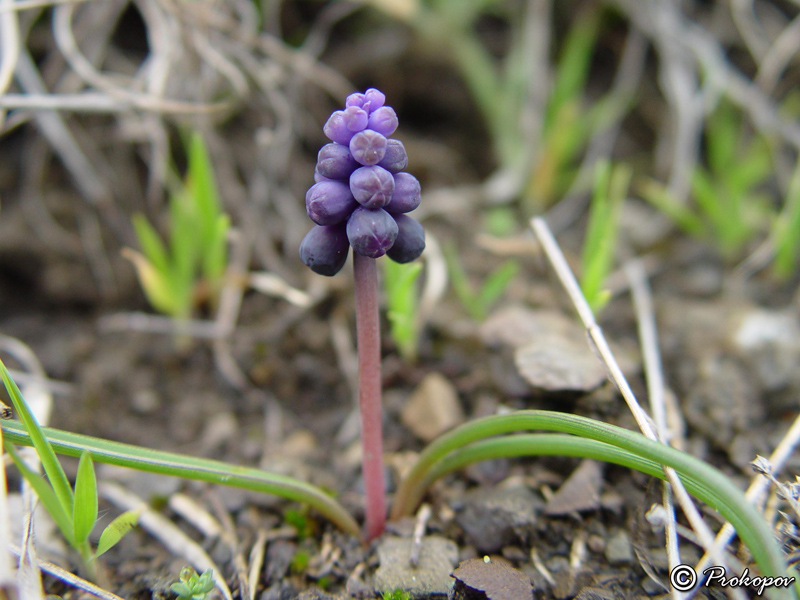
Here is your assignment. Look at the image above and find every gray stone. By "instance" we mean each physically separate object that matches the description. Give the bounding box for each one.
[455,486,541,553]
[374,535,459,599]
[604,530,633,565]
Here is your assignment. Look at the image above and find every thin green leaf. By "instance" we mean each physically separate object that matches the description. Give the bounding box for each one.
[384,260,423,361]
[638,179,705,236]
[131,214,169,275]
[94,509,140,558]
[201,215,230,285]
[476,260,518,315]
[548,8,599,125]
[0,361,73,515]
[5,442,75,547]
[73,451,98,546]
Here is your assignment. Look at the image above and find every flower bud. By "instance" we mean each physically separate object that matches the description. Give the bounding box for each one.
[363,88,385,111]
[350,166,395,208]
[384,172,421,214]
[306,181,358,225]
[346,92,366,108]
[387,214,425,263]
[323,111,355,145]
[367,106,398,137]
[316,143,359,180]
[378,139,408,173]
[346,207,398,258]
[343,106,369,132]
[349,130,388,166]
[300,224,350,276]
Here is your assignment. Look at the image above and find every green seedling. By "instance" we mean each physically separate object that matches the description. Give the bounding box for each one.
[391,410,795,600]
[0,361,139,580]
[580,160,630,313]
[445,243,518,321]
[0,366,360,537]
[641,100,773,259]
[382,589,411,600]
[125,131,230,320]
[383,259,423,362]
[170,567,215,600]
[283,505,316,541]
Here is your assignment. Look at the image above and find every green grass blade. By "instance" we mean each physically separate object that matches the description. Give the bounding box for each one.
[0,361,73,516]
[0,420,360,537]
[202,214,230,285]
[94,509,139,558]
[5,443,75,547]
[773,160,800,277]
[73,451,98,546]
[384,260,423,362]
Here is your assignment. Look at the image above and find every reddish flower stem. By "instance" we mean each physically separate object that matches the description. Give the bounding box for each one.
[353,252,386,540]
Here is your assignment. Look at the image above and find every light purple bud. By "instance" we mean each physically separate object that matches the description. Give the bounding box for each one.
[378,139,408,173]
[300,224,349,276]
[367,106,398,137]
[346,207,398,258]
[305,181,358,225]
[345,92,366,108]
[350,166,395,208]
[316,143,359,180]
[364,88,386,112]
[343,106,368,133]
[384,172,421,214]
[387,214,425,263]
[323,111,356,145]
[349,130,387,166]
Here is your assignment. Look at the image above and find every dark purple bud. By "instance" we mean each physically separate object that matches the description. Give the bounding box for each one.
[300,224,350,276]
[346,92,366,108]
[367,106,398,137]
[384,172,421,214]
[350,166,395,208]
[346,207,398,258]
[316,143,359,180]
[343,106,368,132]
[350,130,387,166]
[305,181,358,225]
[377,139,408,173]
[364,88,385,111]
[387,214,425,263]
[323,111,355,145]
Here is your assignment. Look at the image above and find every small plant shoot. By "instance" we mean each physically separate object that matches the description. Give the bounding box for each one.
[126,131,230,320]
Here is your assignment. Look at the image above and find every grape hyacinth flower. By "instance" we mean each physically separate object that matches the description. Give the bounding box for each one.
[300,90,425,541]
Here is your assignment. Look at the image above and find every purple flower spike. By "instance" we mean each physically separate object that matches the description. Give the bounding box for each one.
[347,207,398,258]
[367,106,398,137]
[387,214,425,263]
[306,181,359,225]
[384,172,421,214]
[343,106,369,132]
[350,166,395,208]
[378,139,408,173]
[317,143,359,180]
[300,224,350,276]
[323,111,355,145]
[363,88,386,111]
[350,130,387,166]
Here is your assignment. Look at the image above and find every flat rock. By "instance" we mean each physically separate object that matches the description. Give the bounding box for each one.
[374,535,459,599]
[455,486,541,553]
[450,557,534,600]
[544,459,604,515]
[401,372,465,441]
[481,306,607,392]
